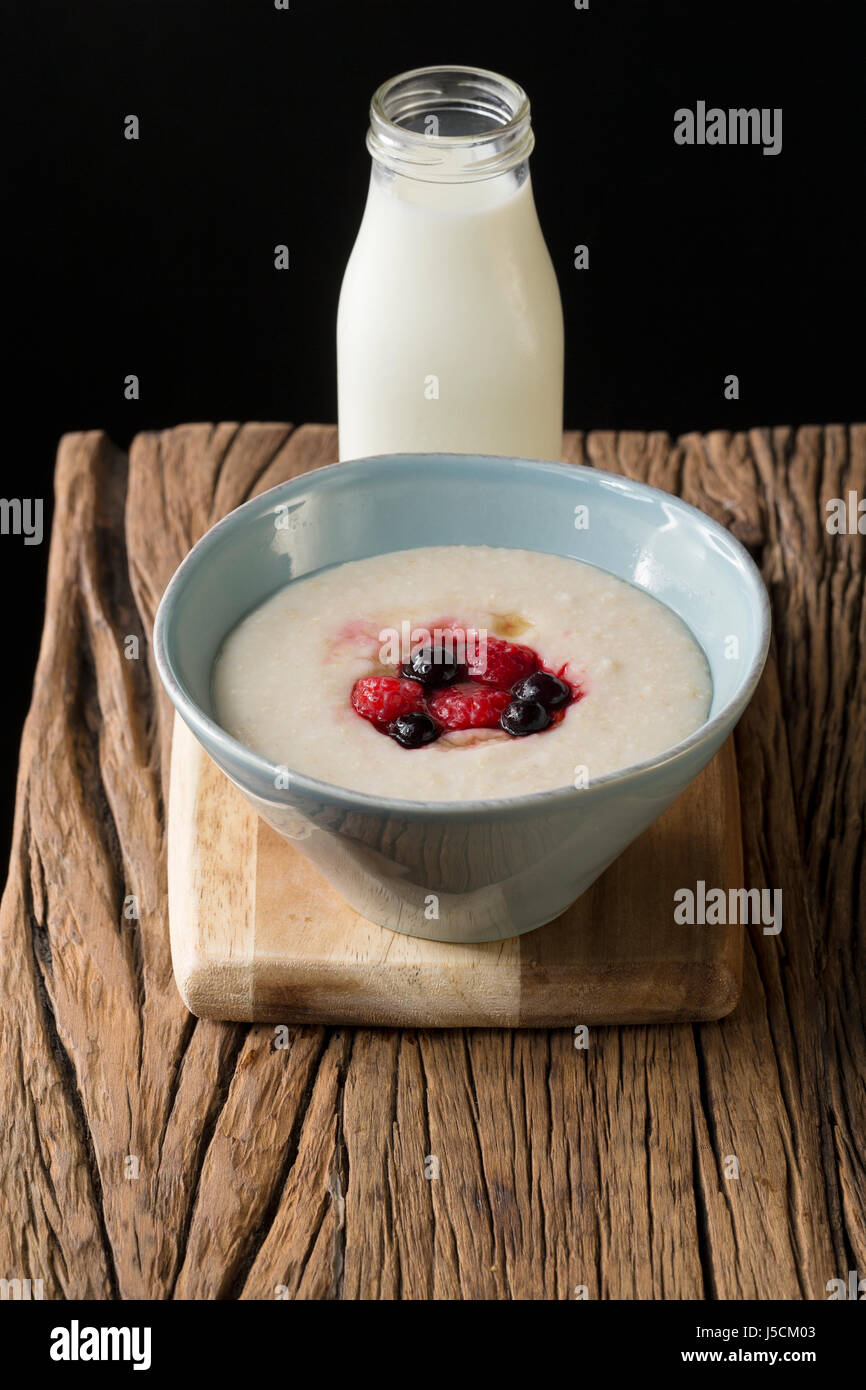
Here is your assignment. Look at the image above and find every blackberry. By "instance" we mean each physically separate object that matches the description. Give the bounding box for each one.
[401,643,461,687]
[510,670,572,711]
[500,699,552,737]
[388,712,441,748]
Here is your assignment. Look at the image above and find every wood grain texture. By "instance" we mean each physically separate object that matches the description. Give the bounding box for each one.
[169,713,743,1026]
[0,422,862,1300]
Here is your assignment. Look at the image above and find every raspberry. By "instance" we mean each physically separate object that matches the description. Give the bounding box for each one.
[468,636,539,687]
[351,676,426,725]
[427,684,512,731]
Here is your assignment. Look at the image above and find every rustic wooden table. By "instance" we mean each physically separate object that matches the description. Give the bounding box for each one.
[1,423,862,1300]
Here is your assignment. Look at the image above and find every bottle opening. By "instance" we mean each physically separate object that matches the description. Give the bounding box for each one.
[368,65,534,182]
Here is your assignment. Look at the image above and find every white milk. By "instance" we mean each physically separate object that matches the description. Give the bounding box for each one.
[337,66,564,461]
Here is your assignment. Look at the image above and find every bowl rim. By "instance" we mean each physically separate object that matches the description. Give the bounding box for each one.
[153,452,771,821]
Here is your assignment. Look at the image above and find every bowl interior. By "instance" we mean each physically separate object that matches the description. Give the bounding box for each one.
[157,454,767,751]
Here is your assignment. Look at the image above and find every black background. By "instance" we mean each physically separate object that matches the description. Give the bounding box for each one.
[3,0,863,857]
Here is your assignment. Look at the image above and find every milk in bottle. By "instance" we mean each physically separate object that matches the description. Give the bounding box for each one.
[337,66,564,461]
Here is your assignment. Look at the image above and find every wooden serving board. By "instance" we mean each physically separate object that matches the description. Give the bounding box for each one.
[169,713,744,1026]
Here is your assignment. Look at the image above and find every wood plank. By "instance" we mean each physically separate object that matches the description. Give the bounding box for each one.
[0,422,860,1300]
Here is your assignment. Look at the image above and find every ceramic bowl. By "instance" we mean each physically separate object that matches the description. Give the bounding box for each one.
[154,453,770,943]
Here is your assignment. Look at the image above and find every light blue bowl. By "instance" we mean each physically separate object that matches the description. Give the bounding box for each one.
[154,454,770,943]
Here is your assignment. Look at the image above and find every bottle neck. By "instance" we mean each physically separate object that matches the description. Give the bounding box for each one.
[366,65,535,185]
[368,157,531,215]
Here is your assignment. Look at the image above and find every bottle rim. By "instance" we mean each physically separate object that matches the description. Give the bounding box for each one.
[367,64,535,182]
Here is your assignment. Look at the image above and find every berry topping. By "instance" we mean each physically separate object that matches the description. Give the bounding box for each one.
[500,699,552,737]
[510,670,573,711]
[349,622,577,747]
[351,676,426,725]
[468,636,539,687]
[401,643,461,687]
[388,712,441,748]
[427,684,512,731]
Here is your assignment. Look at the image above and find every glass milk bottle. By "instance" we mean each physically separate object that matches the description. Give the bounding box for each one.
[337,65,564,461]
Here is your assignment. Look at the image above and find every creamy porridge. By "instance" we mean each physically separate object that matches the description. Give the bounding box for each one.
[213,545,712,801]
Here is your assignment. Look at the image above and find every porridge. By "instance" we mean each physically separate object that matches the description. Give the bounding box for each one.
[213,545,712,801]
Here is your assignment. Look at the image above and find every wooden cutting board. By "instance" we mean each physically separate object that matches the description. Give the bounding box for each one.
[168,713,744,1026]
